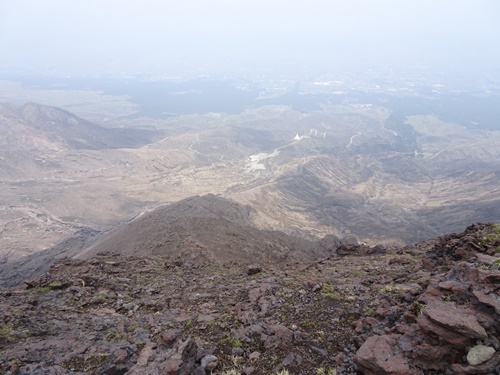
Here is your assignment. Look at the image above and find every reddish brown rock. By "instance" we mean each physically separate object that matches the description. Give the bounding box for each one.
[354,334,421,375]
[161,356,183,375]
[417,314,470,346]
[421,256,433,271]
[417,300,487,345]
[247,265,262,275]
[248,283,271,304]
[473,290,500,313]
[267,324,293,341]
[410,341,461,371]
[157,329,181,347]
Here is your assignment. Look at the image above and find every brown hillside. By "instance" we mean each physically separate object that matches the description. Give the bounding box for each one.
[76,195,331,267]
[0,102,159,150]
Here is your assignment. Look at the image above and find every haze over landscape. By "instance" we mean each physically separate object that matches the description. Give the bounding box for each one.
[1,1,500,374]
[1,0,499,76]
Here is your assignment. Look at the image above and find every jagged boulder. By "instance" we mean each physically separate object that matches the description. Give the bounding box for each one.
[354,334,422,375]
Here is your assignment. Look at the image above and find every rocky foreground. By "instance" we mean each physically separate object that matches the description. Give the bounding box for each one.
[1,223,499,374]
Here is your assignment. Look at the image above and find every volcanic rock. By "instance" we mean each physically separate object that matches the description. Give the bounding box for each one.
[1,222,499,374]
[354,334,420,375]
[354,222,500,374]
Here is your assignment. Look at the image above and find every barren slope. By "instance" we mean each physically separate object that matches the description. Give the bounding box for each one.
[1,223,498,374]
[76,195,330,266]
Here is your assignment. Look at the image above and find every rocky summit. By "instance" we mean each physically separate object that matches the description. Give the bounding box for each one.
[0,222,499,374]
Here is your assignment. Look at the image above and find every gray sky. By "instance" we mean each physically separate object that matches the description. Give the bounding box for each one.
[1,0,499,76]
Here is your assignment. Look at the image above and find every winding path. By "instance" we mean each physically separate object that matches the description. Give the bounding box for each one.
[187,134,224,160]
[346,132,362,148]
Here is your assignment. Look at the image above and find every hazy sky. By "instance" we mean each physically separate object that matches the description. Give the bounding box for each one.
[1,0,499,76]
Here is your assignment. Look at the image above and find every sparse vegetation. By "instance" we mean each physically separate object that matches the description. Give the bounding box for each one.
[481,234,500,245]
[218,369,240,375]
[47,281,66,289]
[61,353,109,373]
[412,301,426,316]
[491,224,500,234]
[321,282,337,299]
[30,286,51,293]
[363,306,376,315]
[105,331,125,342]
[379,282,409,294]
[411,274,430,283]
[316,366,337,375]
[127,324,137,333]
[442,293,453,302]
[480,224,500,246]
[0,322,15,342]
[215,356,244,375]
[218,337,243,349]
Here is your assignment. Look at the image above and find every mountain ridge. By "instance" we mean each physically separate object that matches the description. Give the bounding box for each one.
[0,102,162,151]
[0,195,339,288]
[75,194,333,267]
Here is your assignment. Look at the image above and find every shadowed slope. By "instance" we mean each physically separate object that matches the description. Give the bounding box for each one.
[76,194,330,266]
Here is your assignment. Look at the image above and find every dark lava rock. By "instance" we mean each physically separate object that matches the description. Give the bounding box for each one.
[1,222,499,374]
